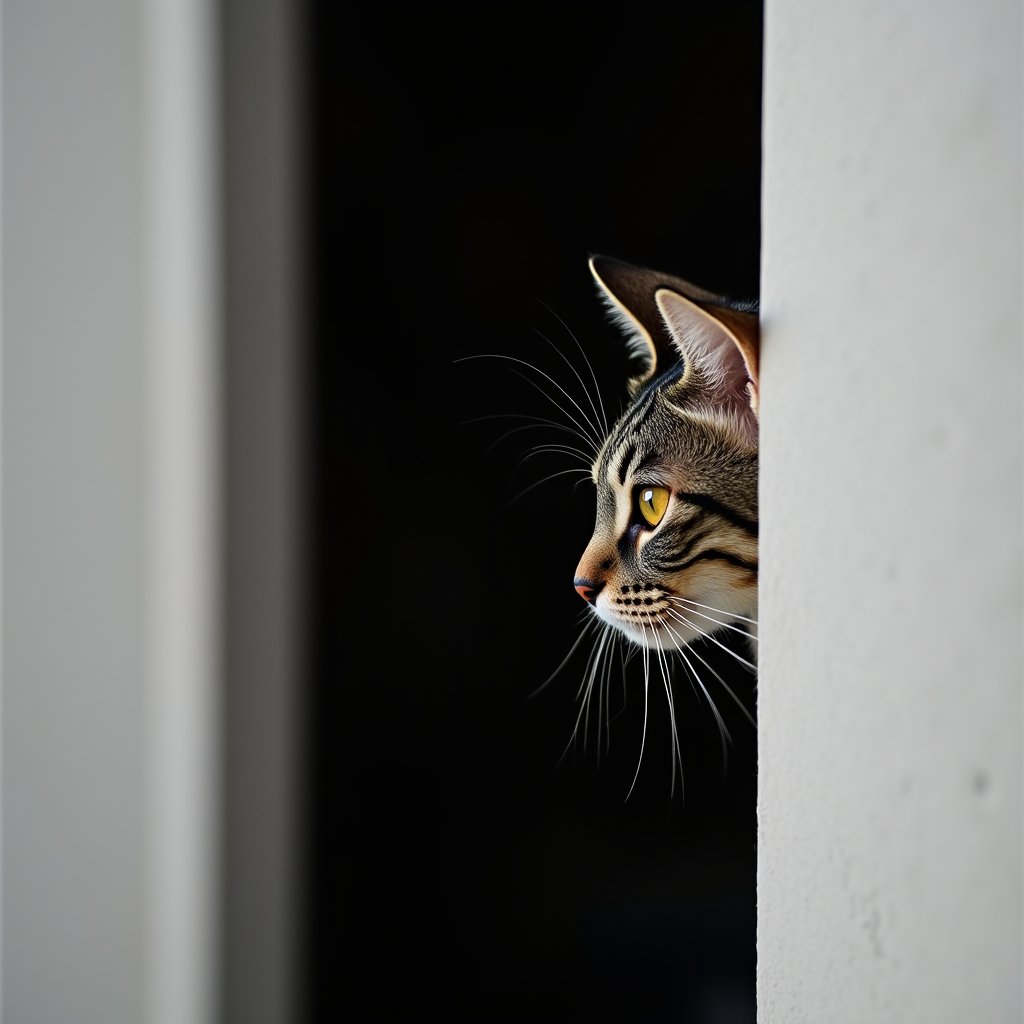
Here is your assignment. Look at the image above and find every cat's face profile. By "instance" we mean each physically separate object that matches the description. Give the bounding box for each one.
[573,256,760,655]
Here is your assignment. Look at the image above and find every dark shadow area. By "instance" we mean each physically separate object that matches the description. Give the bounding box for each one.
[306,4,762,1020]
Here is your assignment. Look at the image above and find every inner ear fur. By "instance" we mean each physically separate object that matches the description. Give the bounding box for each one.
[589,254,759,414]
[654,288,760,423]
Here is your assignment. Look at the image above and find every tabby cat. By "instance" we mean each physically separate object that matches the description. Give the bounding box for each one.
[566,256,760,793]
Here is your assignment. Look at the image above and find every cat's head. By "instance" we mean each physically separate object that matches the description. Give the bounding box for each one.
[574,256,759,652]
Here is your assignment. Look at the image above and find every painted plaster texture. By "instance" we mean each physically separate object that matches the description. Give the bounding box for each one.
[759,2,1022,1021]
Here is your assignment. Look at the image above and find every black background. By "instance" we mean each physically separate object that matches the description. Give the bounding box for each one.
[306,4,763,1020]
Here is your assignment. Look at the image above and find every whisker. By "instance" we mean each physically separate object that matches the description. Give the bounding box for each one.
[558,624,612,768]
[527,613,601,700]
[580,625,610,726]
[662,619,733,770]
[650,620,685,800]
[532,323,609,443]
[526,440,594,459]
[455,354,603,452]
[575,622,605,701]
[603,631,619,754]
[532,326,607,446]
[581,645,601,755]
[625,622,652,802]
[677,637,757,730]
[536,299,610,437]
[461,411,578,428]
[468,417,597,457]
[665,597,758,642]
[672,595,759,627]
[504,366,601,456]
[665,608,758,673]
[522,443,593,467]
[619,635,629,706]
[593,626,617,769]
[505,467,592,509]
[497,366,601,458]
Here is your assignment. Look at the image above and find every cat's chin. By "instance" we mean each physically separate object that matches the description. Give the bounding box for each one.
[593,606,703,651]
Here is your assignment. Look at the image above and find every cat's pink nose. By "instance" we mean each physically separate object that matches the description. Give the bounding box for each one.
[574,577,603,604]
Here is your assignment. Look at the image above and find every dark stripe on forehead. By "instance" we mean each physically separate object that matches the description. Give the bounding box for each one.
[616,446,661,488]
[634,361,684,404]
[631,450,661,480]
[609,392,656,452]
[609,363,685,452]
[616,443,637,486]
[598,393,653,480]
[675,491,759,537]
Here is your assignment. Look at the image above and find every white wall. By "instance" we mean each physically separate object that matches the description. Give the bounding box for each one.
[759,2,1023,1021]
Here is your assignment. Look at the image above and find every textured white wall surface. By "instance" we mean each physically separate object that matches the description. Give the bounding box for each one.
[759,2,1022,1022]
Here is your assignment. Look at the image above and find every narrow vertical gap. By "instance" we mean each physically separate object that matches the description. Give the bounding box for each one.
[306,5,762,1019]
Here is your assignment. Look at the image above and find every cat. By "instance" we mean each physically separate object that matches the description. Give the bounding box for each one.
[565,255,760,794]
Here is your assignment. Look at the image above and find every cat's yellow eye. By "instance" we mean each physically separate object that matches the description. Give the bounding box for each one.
[638,486,670,526]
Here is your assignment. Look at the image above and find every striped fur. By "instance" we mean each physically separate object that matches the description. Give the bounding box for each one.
[575,257,759,654]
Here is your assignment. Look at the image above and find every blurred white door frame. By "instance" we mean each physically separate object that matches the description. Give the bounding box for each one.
[5,1,219,1022]
[2,1,304,1022]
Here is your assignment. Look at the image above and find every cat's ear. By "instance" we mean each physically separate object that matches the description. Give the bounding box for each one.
[588,255,759,416]
[655,286,760,425]
[589,255,678,392]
